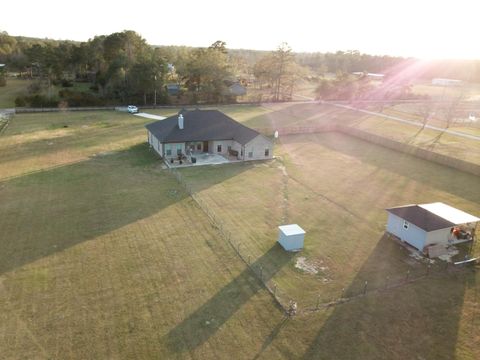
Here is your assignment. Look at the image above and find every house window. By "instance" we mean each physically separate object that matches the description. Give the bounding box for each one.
[248,151,253,158]
[265,148,269,157]
[403,220,409,230]
[217,144,222,153]
[197,143,202,150]
[165,144,172,156]
[176,144,182,155]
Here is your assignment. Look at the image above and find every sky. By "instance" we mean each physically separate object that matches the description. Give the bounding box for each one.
[2,0,478,59]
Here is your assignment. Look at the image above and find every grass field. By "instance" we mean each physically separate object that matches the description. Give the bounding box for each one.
[177,131,480,358]
[0,111,293,359]
[1,107,479,359]
[0,78,33,108]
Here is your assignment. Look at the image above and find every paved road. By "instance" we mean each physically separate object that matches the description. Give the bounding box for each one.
[331,103,480,141]
[292,94,480,142]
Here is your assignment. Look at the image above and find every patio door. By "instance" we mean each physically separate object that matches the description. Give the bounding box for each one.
[203,141,209,152]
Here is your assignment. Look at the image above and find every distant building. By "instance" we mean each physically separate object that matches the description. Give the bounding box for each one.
[431,78,463,86]
[225,82,247,96]
[386,202,479,253]
[166,84,181,96]
[352,72,385,80]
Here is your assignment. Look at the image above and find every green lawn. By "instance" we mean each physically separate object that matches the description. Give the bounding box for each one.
[177,132,480,358]
[0,78,33,108]
[1,108,479,359]
[0,111,291,359]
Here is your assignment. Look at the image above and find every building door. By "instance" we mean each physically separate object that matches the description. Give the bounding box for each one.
[203,141,208,152]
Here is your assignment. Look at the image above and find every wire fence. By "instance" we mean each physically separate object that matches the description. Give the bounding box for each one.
[167,166,477,316]
[0,109,14,135]
[169,167,291,312]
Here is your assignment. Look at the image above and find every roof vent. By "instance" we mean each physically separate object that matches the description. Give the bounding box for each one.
[178,114,184,129]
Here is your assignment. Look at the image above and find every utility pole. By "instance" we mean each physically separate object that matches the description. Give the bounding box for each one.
[154,74,157,106]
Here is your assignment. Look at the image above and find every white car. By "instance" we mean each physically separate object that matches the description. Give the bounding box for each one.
[127,105,138,114]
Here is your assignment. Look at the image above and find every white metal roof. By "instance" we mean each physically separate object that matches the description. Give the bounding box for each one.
[419,202,480,225]
[278,224,305,236]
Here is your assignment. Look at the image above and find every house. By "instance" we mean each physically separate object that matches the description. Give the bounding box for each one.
[386,202,479,252]
[145,109,273,164]
[166,84,181,96]
[352,72,385,81]
[225,82,247,97]
[431,78,463,86]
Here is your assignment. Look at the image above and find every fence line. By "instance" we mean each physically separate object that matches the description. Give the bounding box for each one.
[337,125,480,176]
[167,165,475,317]
[252,124,480,177]
[168,167,290,312]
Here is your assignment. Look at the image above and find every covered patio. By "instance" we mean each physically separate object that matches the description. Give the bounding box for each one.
[165,152,241,168]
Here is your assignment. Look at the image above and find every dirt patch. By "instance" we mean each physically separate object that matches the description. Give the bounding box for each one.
[295,257,330,283]
[438,247,459,262]
[409,251,435,265]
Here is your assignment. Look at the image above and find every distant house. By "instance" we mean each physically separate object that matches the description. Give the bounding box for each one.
[166,84,181,96]
[225,82,247,96]
[431,78,463,86]
[145,109,273,162]
[352,72,385,80]
[386,202,479,252]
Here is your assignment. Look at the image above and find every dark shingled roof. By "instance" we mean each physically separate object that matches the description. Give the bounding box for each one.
[386,205,455,232]
[145,109,260,145]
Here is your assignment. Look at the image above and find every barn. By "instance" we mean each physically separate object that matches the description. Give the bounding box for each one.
[145,109,273,164]
[386,202,479,252]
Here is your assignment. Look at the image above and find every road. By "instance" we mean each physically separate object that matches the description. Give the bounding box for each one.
[292,94,480,142]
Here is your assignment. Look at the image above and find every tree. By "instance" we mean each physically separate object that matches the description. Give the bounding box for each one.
[253,43,298,101]
[183,41,232,103]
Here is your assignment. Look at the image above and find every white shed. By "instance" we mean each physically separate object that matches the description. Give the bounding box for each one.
[386,202,479,253]
[278,224,305,251]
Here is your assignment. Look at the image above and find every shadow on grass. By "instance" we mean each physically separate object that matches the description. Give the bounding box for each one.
[177,160,258,193]
[301,234,469,360]
[0,143,200,276]
[292,132,480,204]
[165,243,294,353]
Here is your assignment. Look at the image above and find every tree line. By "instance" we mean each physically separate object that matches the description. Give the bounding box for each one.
[1,30,479,107]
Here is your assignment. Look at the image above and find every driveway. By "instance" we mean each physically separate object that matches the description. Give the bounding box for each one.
[134,113,166,120]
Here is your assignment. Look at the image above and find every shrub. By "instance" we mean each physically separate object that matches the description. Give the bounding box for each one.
[61,79,73,87]
[15,96,26,107]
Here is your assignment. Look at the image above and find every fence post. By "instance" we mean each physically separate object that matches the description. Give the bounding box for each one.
[406,270,410,282]
[274,284,277,297]
[363,281,368,295]
[259,266,263,281]
[385,276,389,289]
[341,287,345,299]
[248,255,251,265]
[316,295,320,310]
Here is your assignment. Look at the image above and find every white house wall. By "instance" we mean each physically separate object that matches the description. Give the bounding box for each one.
[163,142,185,158]
[386,213,427,250]
[211,140,235,155]
[425,228,451,247]
[148,131,163,157]
[244,135,273,160]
